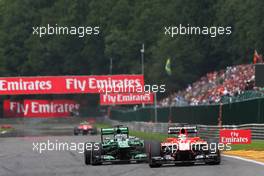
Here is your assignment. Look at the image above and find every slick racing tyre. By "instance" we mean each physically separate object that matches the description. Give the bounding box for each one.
[91,127,97,135]
[206,149,221,165]
[84,143,92,165]
[147,141,162,168]
[91,142,102,165]
[74,128,79,135]
[206,139,221,165]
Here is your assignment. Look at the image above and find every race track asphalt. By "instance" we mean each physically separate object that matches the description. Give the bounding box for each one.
[0,135,263,176]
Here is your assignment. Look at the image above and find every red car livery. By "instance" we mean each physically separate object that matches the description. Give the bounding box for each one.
[74,122,97,135]
[148,126,221,167]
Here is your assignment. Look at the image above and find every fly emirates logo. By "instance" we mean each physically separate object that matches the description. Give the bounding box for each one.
[0,79,52,91]
[0,75,144,94]
[8,101,79,116]
[65,78,143,93]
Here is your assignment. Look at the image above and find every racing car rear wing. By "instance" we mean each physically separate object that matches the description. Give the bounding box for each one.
[101,127,129,135]
[168,126,198,134]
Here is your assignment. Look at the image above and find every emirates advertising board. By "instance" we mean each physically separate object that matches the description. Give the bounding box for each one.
[0,75,144,95]
[219,129,251,144]
[100,93,154,105]
[1,74,151,117]
[3,99,80,118]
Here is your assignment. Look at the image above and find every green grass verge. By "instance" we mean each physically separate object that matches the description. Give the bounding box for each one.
[230,140,264,151]
[129,130,167,141]
[94,123,264,150]
[94,123,112,129]
[94,123,167,141]
[0,128,13,133]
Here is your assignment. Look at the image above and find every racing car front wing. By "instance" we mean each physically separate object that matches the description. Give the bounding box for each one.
[150,153,219,165]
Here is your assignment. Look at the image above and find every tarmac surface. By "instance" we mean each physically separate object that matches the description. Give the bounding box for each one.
[0,118,263,176]
[0,135,263,176]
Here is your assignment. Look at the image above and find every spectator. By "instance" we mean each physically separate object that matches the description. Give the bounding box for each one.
[159,64,257,106]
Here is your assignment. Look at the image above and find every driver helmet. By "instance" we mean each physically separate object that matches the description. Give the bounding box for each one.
[115,134,126,141]
[178,134,187,140]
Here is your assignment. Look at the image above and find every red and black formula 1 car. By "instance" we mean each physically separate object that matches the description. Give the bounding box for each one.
[148,126,221,167]
[74,121,97,135]
[0,124,13,129]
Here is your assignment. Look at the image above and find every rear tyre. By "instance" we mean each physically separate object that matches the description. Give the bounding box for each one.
[91,143,102,165]
[91,128,97,135]
[74,128,79,135]
[147,141,162,168]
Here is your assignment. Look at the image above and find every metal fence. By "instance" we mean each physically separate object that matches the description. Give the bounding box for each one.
[110,97,264,125]
[103,118,264,140]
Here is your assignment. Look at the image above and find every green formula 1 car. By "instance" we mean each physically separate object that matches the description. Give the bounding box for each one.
[84,126,148,165]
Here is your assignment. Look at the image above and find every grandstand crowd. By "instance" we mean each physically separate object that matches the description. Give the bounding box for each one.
[159,63,264,107]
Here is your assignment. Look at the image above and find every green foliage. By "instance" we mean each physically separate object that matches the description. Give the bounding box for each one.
[0,0,263,97]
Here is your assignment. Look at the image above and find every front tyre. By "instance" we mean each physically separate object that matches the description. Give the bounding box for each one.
[147,141,162,168]
[84,143,91,165]
[206,140,221,165]
[206,150,221,165]
[91,143,102,165]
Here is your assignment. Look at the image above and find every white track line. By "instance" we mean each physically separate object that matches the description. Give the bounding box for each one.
[223,154,264,166]
[1,130,7,134]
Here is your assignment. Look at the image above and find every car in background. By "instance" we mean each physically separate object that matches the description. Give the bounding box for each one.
[0,124,13,129]
[74,121,97,135]
[148,126,221,167]
[0,124,14,134]
[84,125,148,165]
